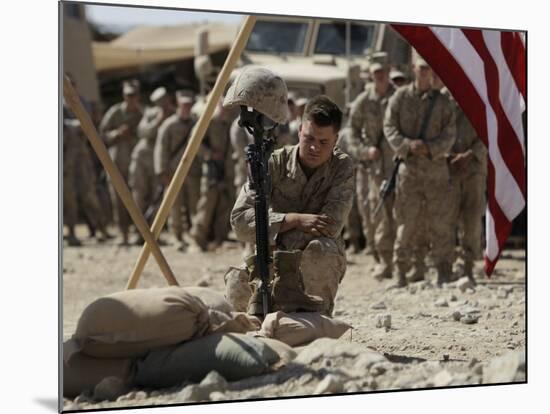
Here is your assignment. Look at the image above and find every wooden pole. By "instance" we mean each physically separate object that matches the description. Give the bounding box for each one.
[63,76,179,287]
[125,15,257,290]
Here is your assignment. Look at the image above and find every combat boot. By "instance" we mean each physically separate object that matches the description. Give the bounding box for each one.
[436,262,452,286]
[245,254,272,317]
[463,261,477,286]
[66,233,82,247]
[373,251,393,280]
[392,261,408,288]
[271,250,324,313]
[406,265,426,283]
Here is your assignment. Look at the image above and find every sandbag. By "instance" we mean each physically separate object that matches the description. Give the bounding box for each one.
[63,340,133,398]
[185,287,234,314]
[210,312,262,334]
[256,337,298,364]
[255,311,352,347]
[224,266,252,312]
[70,287,210,360]
[133,332,280,389]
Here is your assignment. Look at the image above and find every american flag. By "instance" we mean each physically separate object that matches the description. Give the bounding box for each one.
[391,24,526,276]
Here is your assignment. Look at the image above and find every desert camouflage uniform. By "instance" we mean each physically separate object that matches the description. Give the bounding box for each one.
[231,145,355,315]
[444,89,487,274]
[191,114,235,248]
[129,106,167,214]
[63,120,80,232]
[99,101,143,238]
[349,83,396,275]
[230,116,252,198]
[336,126,363,252]
[64,102,110,237]
[383,83,456,280]
[154,113,202,240]
[74,128,110,236]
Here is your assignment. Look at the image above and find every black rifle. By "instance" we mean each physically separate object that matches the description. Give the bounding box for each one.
[238,106,277,318]
[373,90,440,217]
[372,157,402,217]
[144,184,164,224]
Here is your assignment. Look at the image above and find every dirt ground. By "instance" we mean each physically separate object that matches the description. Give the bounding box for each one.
[62,225,526,411]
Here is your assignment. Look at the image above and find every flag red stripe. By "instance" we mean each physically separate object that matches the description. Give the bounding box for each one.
[501,32,526,100]
[485,161,514,275]
[462,29,526,198]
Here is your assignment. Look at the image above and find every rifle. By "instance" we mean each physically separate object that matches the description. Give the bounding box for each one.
[144,184,164,223]
[239,105,277,318]
[373,90,440,217]
[372,157,402,217]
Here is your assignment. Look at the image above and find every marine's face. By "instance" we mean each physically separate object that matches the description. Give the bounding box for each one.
[414,64,433,87]
[298,119,338,170]
[124,93,140,111]
[372,68,389,85]
[178,101,193,120]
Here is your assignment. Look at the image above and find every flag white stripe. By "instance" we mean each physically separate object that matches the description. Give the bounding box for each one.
[482,30,525,156]
[430,27,525,220]
[485,209,499,261]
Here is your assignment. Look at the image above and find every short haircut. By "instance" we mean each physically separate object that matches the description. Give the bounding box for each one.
[302,95,342,132]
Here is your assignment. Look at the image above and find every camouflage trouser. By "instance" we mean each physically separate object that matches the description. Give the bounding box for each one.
[448,172,486,268]
[76,151,108,231]
[344,194,363,249]
[409,211,430,274]
[191,179,233,246]
[109,175,131,237]
[129,148,156,214]
[367,174,396,273]
[393,165,454,276]
[356,165,376,251]
[170,175,201,240]
[63,172,78,229]
[278,231,346,316]
[225,233,346,316]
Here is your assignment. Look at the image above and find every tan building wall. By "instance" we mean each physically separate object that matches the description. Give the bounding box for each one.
[62,3,100,106]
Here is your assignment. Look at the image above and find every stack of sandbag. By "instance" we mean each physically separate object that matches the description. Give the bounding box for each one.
[251,311,353,347]
[63,286,293,399]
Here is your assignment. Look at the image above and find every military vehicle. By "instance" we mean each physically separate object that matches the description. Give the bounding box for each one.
[229,16,412,109]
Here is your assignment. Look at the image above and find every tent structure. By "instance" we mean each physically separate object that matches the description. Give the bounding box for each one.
[92,22,240,72]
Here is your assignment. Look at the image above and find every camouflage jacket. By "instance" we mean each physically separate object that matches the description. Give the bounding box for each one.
[443,89,487,178]
[153,113,202,178]
[230,117,253,190]
[99,101,143,171]
[383,83,456,175]
[202,115,234,184]
[137,106,170,143]
[349,83,396,178]
[231,144,355,251]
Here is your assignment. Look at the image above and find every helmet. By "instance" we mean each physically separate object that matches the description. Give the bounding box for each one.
[223,66,288,124]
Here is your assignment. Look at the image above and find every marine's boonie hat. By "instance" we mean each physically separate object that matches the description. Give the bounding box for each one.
[176,89,195,104]
[150,87,167,103]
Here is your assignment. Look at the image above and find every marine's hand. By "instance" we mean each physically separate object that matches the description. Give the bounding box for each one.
[117,124,130,138]
[284,213,335,237]
[450,150,473,171]
[159,173,172,187]
[367,146,381,161]
[410,139,429,156]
